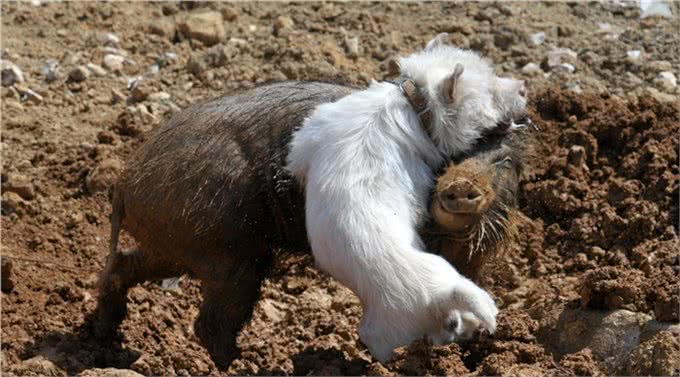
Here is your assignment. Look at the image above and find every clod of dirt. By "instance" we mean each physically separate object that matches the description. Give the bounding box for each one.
[4,173,35,200]
[579,267,648,312]
[178,11,225,46]
[1,258,14,293]
[85,159,122,194]
[78,368,144,377]
[627,330,680,376]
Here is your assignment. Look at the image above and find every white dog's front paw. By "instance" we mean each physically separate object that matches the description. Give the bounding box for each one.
[448,278,498,335]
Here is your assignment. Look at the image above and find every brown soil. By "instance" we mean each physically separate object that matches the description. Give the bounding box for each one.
[2,2,679,376]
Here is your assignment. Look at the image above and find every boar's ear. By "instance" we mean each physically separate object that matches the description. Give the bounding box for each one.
[425,33,449,51]
[439,63,464,104]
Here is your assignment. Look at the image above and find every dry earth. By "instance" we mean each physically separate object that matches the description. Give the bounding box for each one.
[1,2,679,376]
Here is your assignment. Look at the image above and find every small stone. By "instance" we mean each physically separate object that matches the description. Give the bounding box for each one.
[567,83,583,94]
[97,130,116,144]
[259,299,283,322]
[100,32,120,46]
[86,159,122,194]
[623,72,643,88]
[68,65,90,82]
[545,47,578,70]
[1,192,27,215]
[178,11,225,46]
[16,356,63,376]
[554,62,575,74]
[643,87,676,103]
[654,71,677,92]
[148,92,171,102]
[129,80,151,103]
[1,60,24,87]
[1,258,14,293]
[345,36,360,59]
[14,85,43,104]
[149,18,176,39]
[529,32,545,46]
[646,60,672,73]
[186,56,207,75]
[86,63,107,77]
[103,54,125,72]
[41,59,59,83]
[626,50,642,62]
[221,7,238,21]
[5,174,35,200]
[273,15,294,35]
[78,368,145,377]
[111,88,126,104]
[521,62,543,76]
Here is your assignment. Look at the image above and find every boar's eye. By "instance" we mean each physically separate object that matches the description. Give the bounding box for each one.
[496,156,513,169]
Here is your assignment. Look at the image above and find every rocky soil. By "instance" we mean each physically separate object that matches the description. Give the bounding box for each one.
[2,2,679,376]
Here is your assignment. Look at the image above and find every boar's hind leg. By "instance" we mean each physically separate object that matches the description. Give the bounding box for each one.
[94,247,181,339]
[194,255,273,369]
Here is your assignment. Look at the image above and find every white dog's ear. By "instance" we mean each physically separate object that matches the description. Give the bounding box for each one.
[439,63,464,104]
[425,33,449,51]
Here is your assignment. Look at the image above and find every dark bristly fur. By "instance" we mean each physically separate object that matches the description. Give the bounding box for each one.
[94,80,525,368]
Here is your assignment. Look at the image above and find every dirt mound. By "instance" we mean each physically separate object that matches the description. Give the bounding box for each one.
[2,2,679,376]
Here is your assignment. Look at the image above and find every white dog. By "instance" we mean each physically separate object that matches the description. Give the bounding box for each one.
[287,34,527,362]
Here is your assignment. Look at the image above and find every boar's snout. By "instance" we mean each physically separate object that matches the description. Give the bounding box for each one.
[438,178,486,214]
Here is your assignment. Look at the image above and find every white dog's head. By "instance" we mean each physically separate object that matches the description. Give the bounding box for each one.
[398,33,528,157]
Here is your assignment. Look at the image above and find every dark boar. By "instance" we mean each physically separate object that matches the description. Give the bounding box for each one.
[93,81,525,367]
[426,132,526,282]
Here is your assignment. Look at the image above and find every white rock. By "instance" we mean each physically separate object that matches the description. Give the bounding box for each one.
[654,71,677,92]
[546,47,578,69]
[41,59,59,82]
[17,86,43,104]
[640,0,673,18]
[101,32,120,46]
[86,63,107,77]
[345,36,360,58]
[555,62,576,74]
[103,54,125,72]
[529,31,545,46]
[626,50,642,62]
[1,60,24,87]
[148,91,171,102]
[521,62,542,75]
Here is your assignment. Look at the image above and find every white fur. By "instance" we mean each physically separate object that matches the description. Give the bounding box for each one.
[286,41,510,362]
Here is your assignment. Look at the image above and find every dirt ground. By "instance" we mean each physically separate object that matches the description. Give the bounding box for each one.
[2,2,679,376]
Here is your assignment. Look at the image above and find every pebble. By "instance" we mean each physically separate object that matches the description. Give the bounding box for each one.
[274,16,294,36]
[643,87,675,103]
[529,31,545,46]
[129,80,151,103]
[521,62,543,76]
[546,48,578,69]
[554,62,576,74]
[1,258,13,293]
[646,60,672,73]
[100,32,120,46]
[14,85,44,104]
[221,7,238,22]
[103,54,125,72]
[186,56,207,75]
[5,174,35,200]
[148,91,171,102]
[68,65,90,82]
[86,63,107,77]
[178,11,225,46]
[1,60,24,87]
[111,88,126,104]
[2,192,27,215]
[86,159,122,194]
[344,35,360,59]
[149,18,176,39]
[41,59,59,82]
[654,71,677,92]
